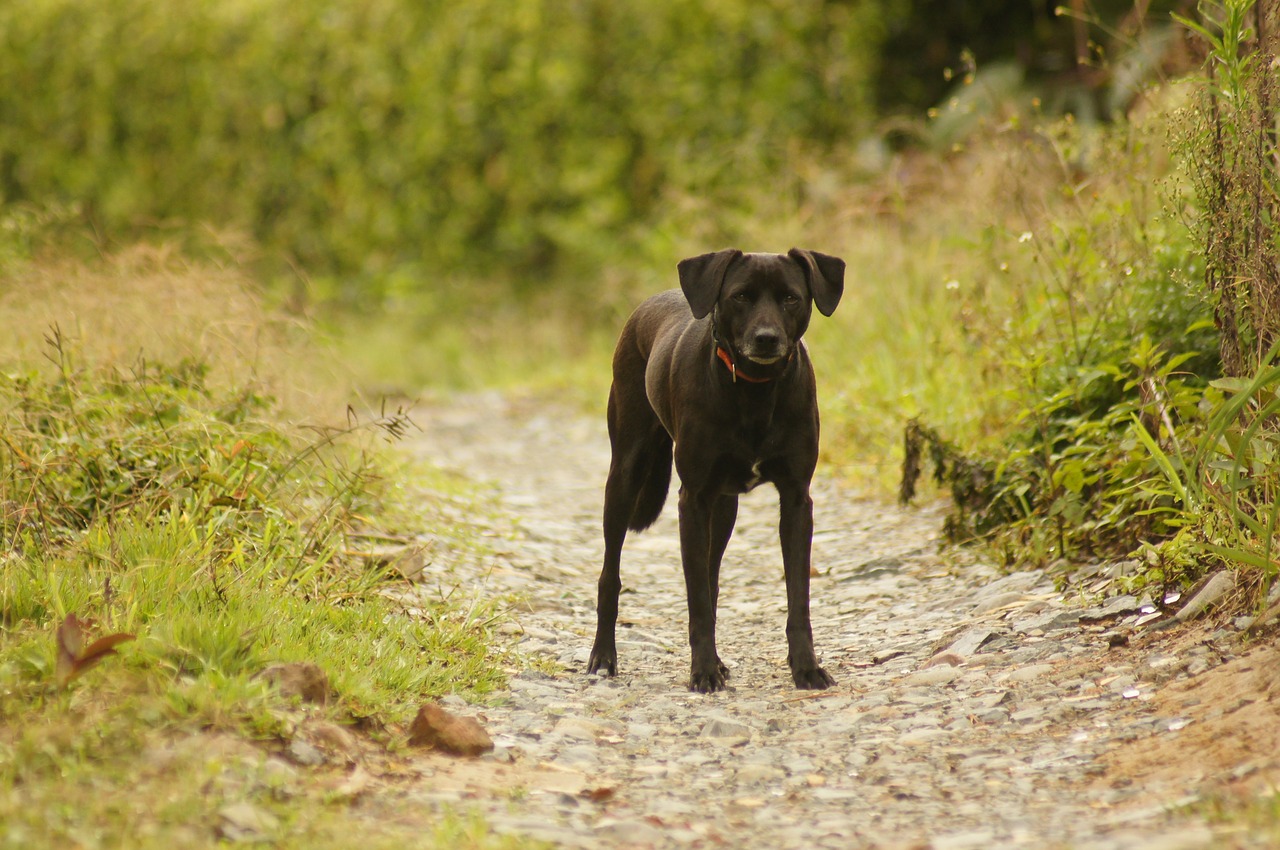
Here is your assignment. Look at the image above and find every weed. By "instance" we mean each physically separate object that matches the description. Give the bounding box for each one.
[0,250,524,847]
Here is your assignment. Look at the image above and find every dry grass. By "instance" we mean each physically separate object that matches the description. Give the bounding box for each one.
[0,243,347,420]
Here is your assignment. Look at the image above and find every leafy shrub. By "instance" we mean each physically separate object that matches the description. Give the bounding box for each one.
[899,111,1221,568]
[0,0,882,299]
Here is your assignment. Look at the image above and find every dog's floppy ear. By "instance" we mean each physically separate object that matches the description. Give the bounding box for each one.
[677,249,742,319]
[788,248,845,317]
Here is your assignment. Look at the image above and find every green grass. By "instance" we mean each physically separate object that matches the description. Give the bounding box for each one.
[0,248,537,848]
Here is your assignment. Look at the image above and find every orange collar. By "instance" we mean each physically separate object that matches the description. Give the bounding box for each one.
[716,346,782,383]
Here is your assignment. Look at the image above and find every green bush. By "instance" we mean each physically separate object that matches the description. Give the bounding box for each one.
[898,114,1221,568]
[0,0,882,299]
[0,316,502,715]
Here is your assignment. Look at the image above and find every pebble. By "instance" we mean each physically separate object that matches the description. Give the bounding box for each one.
[1006,663,1056,683]
[401,394,1231,850]
[905,666,964,686]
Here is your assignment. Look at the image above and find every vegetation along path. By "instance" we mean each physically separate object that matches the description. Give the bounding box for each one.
[402,392,1280,849]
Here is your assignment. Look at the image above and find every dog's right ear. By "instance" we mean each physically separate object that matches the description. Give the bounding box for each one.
[677,249,742,319]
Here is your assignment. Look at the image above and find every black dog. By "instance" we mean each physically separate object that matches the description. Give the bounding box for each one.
[587,248,844,693]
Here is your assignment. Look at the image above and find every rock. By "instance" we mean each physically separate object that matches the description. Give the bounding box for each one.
[1146,570,1239,632]
[700,716,754,740]
[297,719,361,765]
[972,591,1029,614]
[904,666,963,686]
[593,818,666,846]
[553,716,610,741]
[924,651,966,668]
[286,738,326,767]
[354,543,429,581]
[1006,664,1054,683]
[942,628,999,657]
[1079,594,1143,622]
[1172,570,1238,624]
[737,763,786,783]
[977,690,1013,709]
[873,648,907,665]
[217,802,279,843]
[932,830,997,850]
[408,703,494,756]
[257,662,330,705]
[1013,611,1081,633]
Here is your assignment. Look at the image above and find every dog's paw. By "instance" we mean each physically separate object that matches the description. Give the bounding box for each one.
[587,644,617,677]
[689,663,728,693]
[791,665,836,690]
[717,656,731,680]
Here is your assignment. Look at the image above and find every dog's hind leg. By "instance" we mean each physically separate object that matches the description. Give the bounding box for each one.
[589,388,671,678]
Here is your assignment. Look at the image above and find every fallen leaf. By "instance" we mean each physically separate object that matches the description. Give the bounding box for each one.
[56,613,135,687]
[55,614,85,685]
[581,786,616,803]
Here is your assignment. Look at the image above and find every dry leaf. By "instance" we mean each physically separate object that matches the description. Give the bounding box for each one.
[580,786,616,803]
[55,613,135,687]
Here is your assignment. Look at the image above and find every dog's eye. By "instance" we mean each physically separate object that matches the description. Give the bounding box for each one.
[783,294,801,306]
[732,292,751,303]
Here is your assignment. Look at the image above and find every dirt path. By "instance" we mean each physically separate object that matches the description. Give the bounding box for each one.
[399,391,1279,849]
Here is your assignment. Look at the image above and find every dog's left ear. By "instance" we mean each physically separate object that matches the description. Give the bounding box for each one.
[678,249,743,319]
[788,248,845,317]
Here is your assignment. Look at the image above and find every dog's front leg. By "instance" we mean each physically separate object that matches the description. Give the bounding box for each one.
[678,486,727,693]
[778,484,836,690]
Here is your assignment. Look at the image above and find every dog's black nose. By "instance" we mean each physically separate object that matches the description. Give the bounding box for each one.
[752,330,782,350]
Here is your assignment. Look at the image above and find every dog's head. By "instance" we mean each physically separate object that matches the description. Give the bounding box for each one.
[677,248,844,368]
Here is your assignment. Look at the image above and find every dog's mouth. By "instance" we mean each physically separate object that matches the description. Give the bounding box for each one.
[745,353,784,365]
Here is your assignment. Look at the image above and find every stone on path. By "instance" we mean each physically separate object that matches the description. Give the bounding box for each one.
[408,703,494,756]
[257,661,330,705]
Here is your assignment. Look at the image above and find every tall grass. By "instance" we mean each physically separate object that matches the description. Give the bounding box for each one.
[0,239,517,845]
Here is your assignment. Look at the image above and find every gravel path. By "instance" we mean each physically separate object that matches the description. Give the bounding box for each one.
[401,391,1239,850]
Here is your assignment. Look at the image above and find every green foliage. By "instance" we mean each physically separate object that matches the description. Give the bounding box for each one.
[0,247,526,847]
[0,333,505,717]
[899,111,1221,569]
[898,3,1280,608]
[0,0,881,298]
[1178,0,1280,376]
[876,1,1188,117]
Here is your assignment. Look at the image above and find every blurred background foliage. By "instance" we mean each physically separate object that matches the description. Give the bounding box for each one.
[0,0,1189,302]
[0,0,882,297]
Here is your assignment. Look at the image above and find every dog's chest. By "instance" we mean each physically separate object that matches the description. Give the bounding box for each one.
[727,460,762,494]
[717,428,777,494]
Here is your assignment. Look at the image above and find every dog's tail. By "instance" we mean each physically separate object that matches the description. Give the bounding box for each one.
[628,439,672,532]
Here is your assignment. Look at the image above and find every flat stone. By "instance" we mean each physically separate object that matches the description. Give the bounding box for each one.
[737,764,786,783]
[217,802,280,843]
[700,716,754,740]
[898,728,950,746]
[1013,611,1081,633]
[553,716,609,741]
[972,591,1029,614]
[904,666,963,686]
[942,628,999,657]
[286,738,326,767]
[932,830,998,850]
[1006,664,1055,683]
